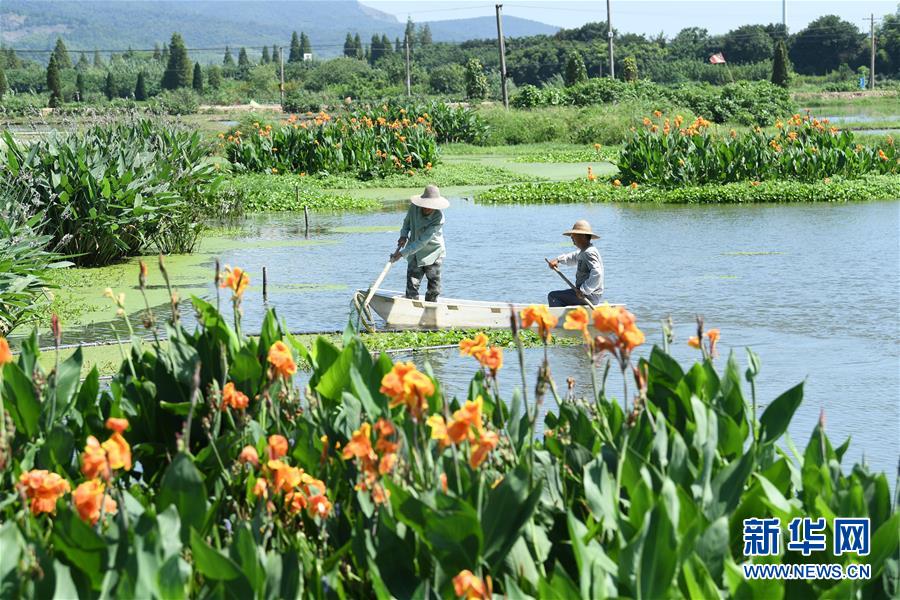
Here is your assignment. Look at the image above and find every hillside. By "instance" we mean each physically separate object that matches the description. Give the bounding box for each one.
[0,0,558,58]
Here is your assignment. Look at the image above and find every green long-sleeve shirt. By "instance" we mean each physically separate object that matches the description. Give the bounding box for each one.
[399,205,445,267]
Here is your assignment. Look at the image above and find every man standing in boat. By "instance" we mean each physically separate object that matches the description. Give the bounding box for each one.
[546,220,604,306]
[390,184,448,302]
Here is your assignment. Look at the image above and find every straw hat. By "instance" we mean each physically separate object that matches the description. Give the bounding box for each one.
[562,220,600,239]
[410,184,449,210]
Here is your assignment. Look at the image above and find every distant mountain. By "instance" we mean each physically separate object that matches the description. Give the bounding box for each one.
[0,0,558,60]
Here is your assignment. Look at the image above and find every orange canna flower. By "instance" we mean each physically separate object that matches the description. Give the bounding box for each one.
[0,337,12,365]
[239,445,259,467]
[101,433,132,472]
[105,417,129,434]
[342,423,375,460]
[630,182,639,189]
[440,472,448,493]
[520,305,558,342]
[459,333,488,358]
[707,328,720,356]
[308,494,332,519]
[252,478,268,499]
[620,325,645,350]
[427,415,449,446]
[564,306,590,339]
[220,265,249,297]
[81,435,111,480]
[587,166,596,181]
[270,461,303,493]
[470,430,499,469]
[380,362,434,420]
[18,470,70,516]
[653,110,662,118]
[687,336,701,349]
[73,479,117,526]
[267,341,297,379]
[478,346,503,375]
[453,570,491,600]
[268,434,289,459]
[613,179,622,187]
[221,382,249,410]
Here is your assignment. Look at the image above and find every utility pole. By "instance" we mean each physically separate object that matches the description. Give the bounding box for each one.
[869,13,876,90]
[279,46,285,106]
[782,0,786,30]
[606,0,615,78]
[495,4,509,109]
[405,35,411,96]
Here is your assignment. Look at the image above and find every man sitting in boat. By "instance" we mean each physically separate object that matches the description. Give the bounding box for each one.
[390,184,448,302]
[546,220,604,306]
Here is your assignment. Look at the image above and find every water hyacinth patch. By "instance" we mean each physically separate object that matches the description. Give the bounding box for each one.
[0,260,895,598]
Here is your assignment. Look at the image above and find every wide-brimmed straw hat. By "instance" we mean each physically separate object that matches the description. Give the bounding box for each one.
[410,184,450,210]
[562,220,600,239]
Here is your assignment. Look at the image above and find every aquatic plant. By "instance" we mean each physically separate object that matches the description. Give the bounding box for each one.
[0,118,222,266]
[220,174,380,212]
[223,110,439,179]
[0,262,895,598]
[619,113,898,186]
[477,175,900,205]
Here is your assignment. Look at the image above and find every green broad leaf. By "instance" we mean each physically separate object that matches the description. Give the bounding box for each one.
[759,382,804,445]
[567,512,616,599]
[157,454,207,543]
[679,554,721,600]
[101,178,112,199]
[230,524,265,596]
[537,565,581,599]
[51,347,83,420]
[38,426,75,471]
[637,502,677,600]
[3,362,40,437]
[74,366,101,422]
[158,555,189,600]
[482,465,543,571]
[230,346,263,384]
[350,363,385,418]
[583,457,618,538]
[314,338,362,401]
[51,508,108,590]
[53,561,79,599]
[862,513,900,576]
[707,446,756,520]
[159,401,193,416]
[189,529,243,581]
[0,521,22,582]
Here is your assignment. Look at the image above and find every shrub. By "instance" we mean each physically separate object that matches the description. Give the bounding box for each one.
[0,273,894,598]
[151,88,200,115]
[0,119,221,265]
[618,113,898,186]
[220,174,379,211]
[465,57,490,100]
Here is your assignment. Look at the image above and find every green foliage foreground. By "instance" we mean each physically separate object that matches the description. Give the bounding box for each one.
[0,262,896,598]
[477,176,900,205]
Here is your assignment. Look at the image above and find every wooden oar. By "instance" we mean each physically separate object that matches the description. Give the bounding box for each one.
[362,243,403,308]
[545,258,596,310]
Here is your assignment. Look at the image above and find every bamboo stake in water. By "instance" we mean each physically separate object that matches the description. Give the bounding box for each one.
[262,266,268,304]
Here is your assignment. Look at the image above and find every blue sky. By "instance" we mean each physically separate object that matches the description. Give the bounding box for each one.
[361,1,897,35]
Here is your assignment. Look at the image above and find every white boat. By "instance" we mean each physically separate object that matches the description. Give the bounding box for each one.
[356,289,618,330]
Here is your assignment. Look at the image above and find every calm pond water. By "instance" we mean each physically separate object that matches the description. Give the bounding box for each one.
[85,199,900,477]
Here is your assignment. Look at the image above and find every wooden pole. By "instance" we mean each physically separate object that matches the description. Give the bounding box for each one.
[870,14,876,90]
[304,205,310,238]
[279,46,285,106]
[262,266,268,303]
[405,35,411,96]
[495,4,509,109]
[606,0,615,79]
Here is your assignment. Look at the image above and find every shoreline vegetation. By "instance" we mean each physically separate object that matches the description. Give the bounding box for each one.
[1,259,896,597]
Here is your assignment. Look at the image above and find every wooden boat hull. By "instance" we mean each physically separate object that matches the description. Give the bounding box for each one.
[364,290,616,329]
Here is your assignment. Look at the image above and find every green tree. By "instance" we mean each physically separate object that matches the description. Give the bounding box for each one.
[46,55,63,107]
[162,33,191,89]
[789,15,863,75]
[75,53,89,70]
[369,34,384,65]
[395,37,402,53]
[261,46,270,64]
[289,31,301,62]
[420,23,432,45]
[771,39,790,87]
[669,27,715,61]
[622,56,638,82]
[75,71,85,101]
[564,50,588,85]
[429,63,465,94]
[300,32,312,57]
[52,37,71,69]
[207,65,222,89]
[238,47,250,69]
[343,33,355,57]
[722,24,773,64]
[0,66,7,100]
[876,11,900,76]
[104,71,116,100]
[134,71,147,100]
[272,45,279,63]
[223,46,235,67]
[160,45,169,65]
[93,49,104,67]
[381,34,393,56]
[153,43,161,61]
[354,34,363,59]
[464,57,489,99]
[192,62,203,93]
